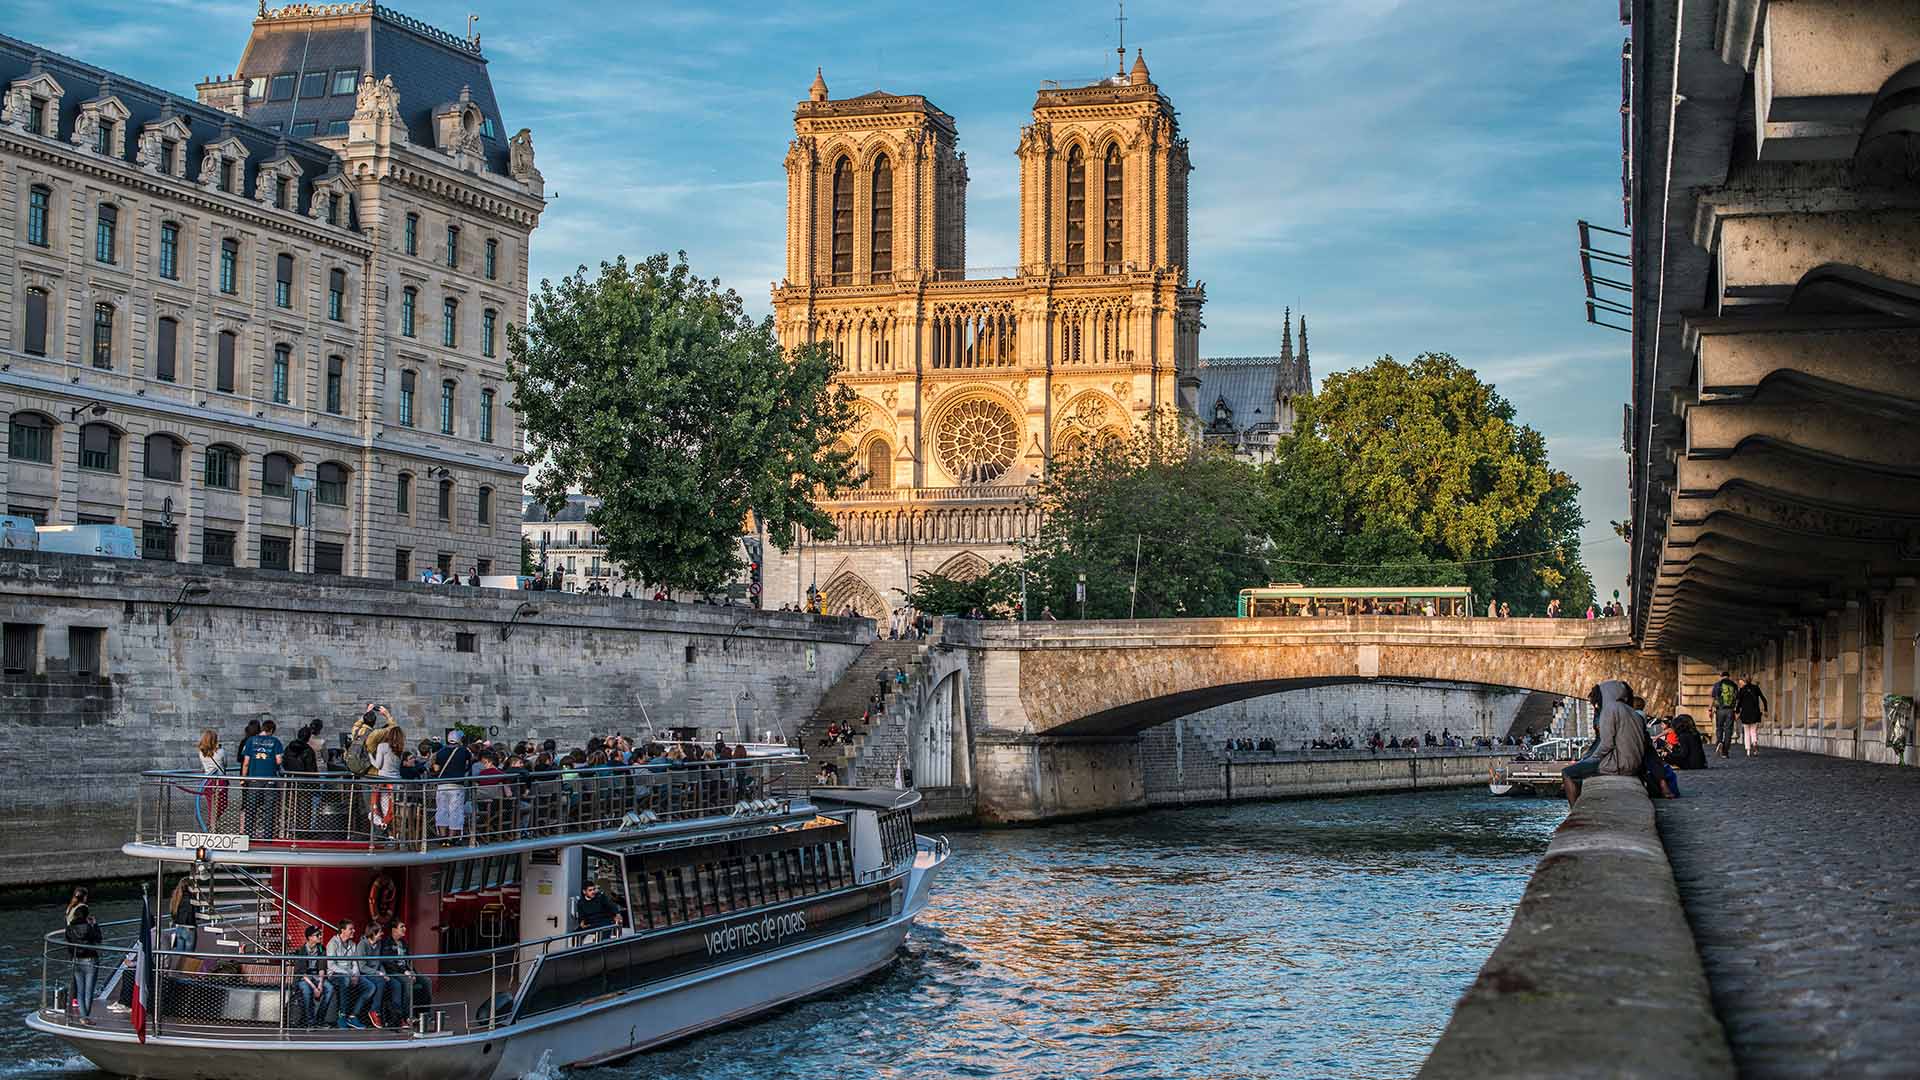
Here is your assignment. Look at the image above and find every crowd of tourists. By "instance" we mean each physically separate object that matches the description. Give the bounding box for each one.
[189,707,783,845]
[1223,729,1531,753]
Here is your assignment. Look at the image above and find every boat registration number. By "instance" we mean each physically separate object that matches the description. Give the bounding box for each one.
[175,831,251,852]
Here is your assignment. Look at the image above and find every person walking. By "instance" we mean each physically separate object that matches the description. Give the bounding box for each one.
[1736,677,1769,757]
[63,887,102,1024]
[1710,671,1739,759]
[1487,598,1498,619]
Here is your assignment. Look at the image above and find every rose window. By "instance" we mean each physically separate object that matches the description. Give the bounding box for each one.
[935,398,1020,485]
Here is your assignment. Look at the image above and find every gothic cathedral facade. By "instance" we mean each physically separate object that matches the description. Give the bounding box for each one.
[759,54,1204,616]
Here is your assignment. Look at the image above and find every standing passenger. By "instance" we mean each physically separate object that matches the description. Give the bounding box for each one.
[240,719,284,838]
[196,729,229,831]
[63,888,101,1025]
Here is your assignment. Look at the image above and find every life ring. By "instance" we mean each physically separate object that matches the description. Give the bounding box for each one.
[368,872,399,926]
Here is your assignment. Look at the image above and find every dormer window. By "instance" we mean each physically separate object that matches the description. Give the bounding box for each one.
[269,74,294,101]
[326,193,340,225]
[274,176,290,210]
[331,68,359,96]
[27,96,46,135]
[219,159,235,192]
[246,77,266,101]
[161,138,178,173]
[94,120,113,156]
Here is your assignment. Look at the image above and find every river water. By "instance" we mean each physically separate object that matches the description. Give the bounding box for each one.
[0,788,1558,1080]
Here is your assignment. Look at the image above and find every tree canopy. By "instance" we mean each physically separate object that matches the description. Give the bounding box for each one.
[509,253,859,592]
[1021,419,1274,619]
[1262,353,1593,614]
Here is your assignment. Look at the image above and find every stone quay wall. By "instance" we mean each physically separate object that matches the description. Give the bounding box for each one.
[1417,776,1734,1079]
[0,551,872,886]
[1145,747,1506,807]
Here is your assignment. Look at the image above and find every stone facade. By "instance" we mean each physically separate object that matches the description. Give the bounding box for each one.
[758,55,1204,616]
[0,549,871,884]
[0,4,543,581]
[1624,0,1920,768]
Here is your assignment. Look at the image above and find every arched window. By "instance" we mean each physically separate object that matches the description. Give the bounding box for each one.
[271,343,291,404]
[477,485,493,526]
[159,221,180,279]
[316,461,349,506]
[1104,144,1124,272]
[144,433,184,482]
[830,157,853,285]
[8,412,54,464]
[401,287,417,336]
[274,252,294,308]
[262,452,295,498]
[325,355,346,414]
[95,203,117,264]
[26,186,49,247]
[439,378,456,435]
[395,472,412,515]
[216,330,237,392]
[203,444,241,490]
[154,316,178,382]
[91,303,114,369]
[78,423,120,473]
[24,288,49,356]
[866,438,893,490]
[482,308,497,357]
[442,297,458,347]
[438,478,454,521]
[870,156,892,284]
[1064,146,1086,274]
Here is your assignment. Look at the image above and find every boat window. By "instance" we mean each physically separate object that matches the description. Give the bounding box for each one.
[744,855,767,905]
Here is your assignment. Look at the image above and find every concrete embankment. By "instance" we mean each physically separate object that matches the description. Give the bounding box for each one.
[1417,776,1734,1079]
[1149,749,1506,807]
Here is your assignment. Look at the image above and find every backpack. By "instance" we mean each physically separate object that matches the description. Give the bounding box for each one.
[1716,681,1737,707]
[344,715,393,778]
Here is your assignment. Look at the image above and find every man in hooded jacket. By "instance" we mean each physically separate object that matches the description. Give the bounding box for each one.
[1561,680,1645,807]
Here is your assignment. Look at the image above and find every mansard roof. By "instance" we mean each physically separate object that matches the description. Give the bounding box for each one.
[233,2,509,174]
[0,32,348,219]
[1195,354,1313,433]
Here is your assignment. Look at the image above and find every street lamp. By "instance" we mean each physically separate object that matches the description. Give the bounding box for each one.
[501,601,540,641]
[1077,571,1087,621]
[164,581,213,626]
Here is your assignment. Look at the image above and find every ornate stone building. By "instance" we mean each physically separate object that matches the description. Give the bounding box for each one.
[0,3,543,577]
[1196,309,1312,465]
[759,54,1205,616]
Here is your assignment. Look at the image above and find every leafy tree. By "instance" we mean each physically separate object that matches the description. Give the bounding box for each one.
[896,561,1023,618]
[1264,353,1594,614]
[1023,419,1273,619]
[509,254,859,592]
[519,534,536,577]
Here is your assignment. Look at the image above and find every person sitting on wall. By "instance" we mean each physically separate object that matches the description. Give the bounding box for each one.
[815,762,840,786]
[1667,714,1709,771]
[1560,681,1646,808]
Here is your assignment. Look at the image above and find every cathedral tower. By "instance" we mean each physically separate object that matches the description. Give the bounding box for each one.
[1017,51,1190,278]
[784,71,967,288]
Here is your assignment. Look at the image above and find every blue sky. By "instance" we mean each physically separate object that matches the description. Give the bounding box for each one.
[40,0,1634,597]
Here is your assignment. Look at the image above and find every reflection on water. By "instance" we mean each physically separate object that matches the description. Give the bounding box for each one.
[0,788,1558,1080]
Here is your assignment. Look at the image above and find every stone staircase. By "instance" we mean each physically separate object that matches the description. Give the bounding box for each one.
[796,639,928,786]
[1676,656,1723,737]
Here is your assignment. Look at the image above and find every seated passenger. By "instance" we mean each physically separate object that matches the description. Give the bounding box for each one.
[326,921,374,1029]
[380,921,432,1024]
[292,925,333,1027]
[359,923,392,1027]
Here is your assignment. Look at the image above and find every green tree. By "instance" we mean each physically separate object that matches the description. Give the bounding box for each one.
[1024,420,1272,619]
[1264,353,1594,614]
[509,254,859,592]
[896,561,1023,618]
[519,533,536,577]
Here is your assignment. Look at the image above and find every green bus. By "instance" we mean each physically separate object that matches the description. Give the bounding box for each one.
[1236,583,1476,618]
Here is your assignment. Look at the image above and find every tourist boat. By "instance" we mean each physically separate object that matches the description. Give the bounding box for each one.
[1487,737,1590,796]
[27,745,949,1078]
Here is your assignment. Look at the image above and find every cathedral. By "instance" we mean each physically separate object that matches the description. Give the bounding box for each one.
[757,54,1301,617]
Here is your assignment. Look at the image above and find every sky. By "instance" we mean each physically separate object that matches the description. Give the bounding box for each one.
[34,0,1635,597]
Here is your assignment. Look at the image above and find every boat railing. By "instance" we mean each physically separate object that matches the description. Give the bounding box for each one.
[134,753,805,853]
[37,919,617,1042]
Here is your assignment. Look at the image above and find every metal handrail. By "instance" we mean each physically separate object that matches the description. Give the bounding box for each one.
[137,753,805,851]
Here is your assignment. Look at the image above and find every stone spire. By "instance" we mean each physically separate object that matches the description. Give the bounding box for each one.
[809,67,829,102]
[1280,307,1293,362]
[1129,49,1150,85]
[1297,315,1309,368]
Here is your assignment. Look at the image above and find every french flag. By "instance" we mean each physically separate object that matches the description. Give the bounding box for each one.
[129,892,153,1043]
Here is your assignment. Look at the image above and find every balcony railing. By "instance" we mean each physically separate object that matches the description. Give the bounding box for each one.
[824,484,1033,505]
[136,753,803,853]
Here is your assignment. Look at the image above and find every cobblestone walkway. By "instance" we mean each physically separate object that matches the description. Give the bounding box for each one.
[1654,750,1920,1078]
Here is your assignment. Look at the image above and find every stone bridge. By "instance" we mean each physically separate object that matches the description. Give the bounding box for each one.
[941,617,1674,822]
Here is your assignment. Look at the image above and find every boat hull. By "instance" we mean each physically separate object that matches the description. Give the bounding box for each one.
[30,851,944,1080]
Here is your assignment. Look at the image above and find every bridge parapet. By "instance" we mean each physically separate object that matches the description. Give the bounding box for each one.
[947,616,1639,651]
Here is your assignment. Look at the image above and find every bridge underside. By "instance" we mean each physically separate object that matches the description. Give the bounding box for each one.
[1051,677,1569,737]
